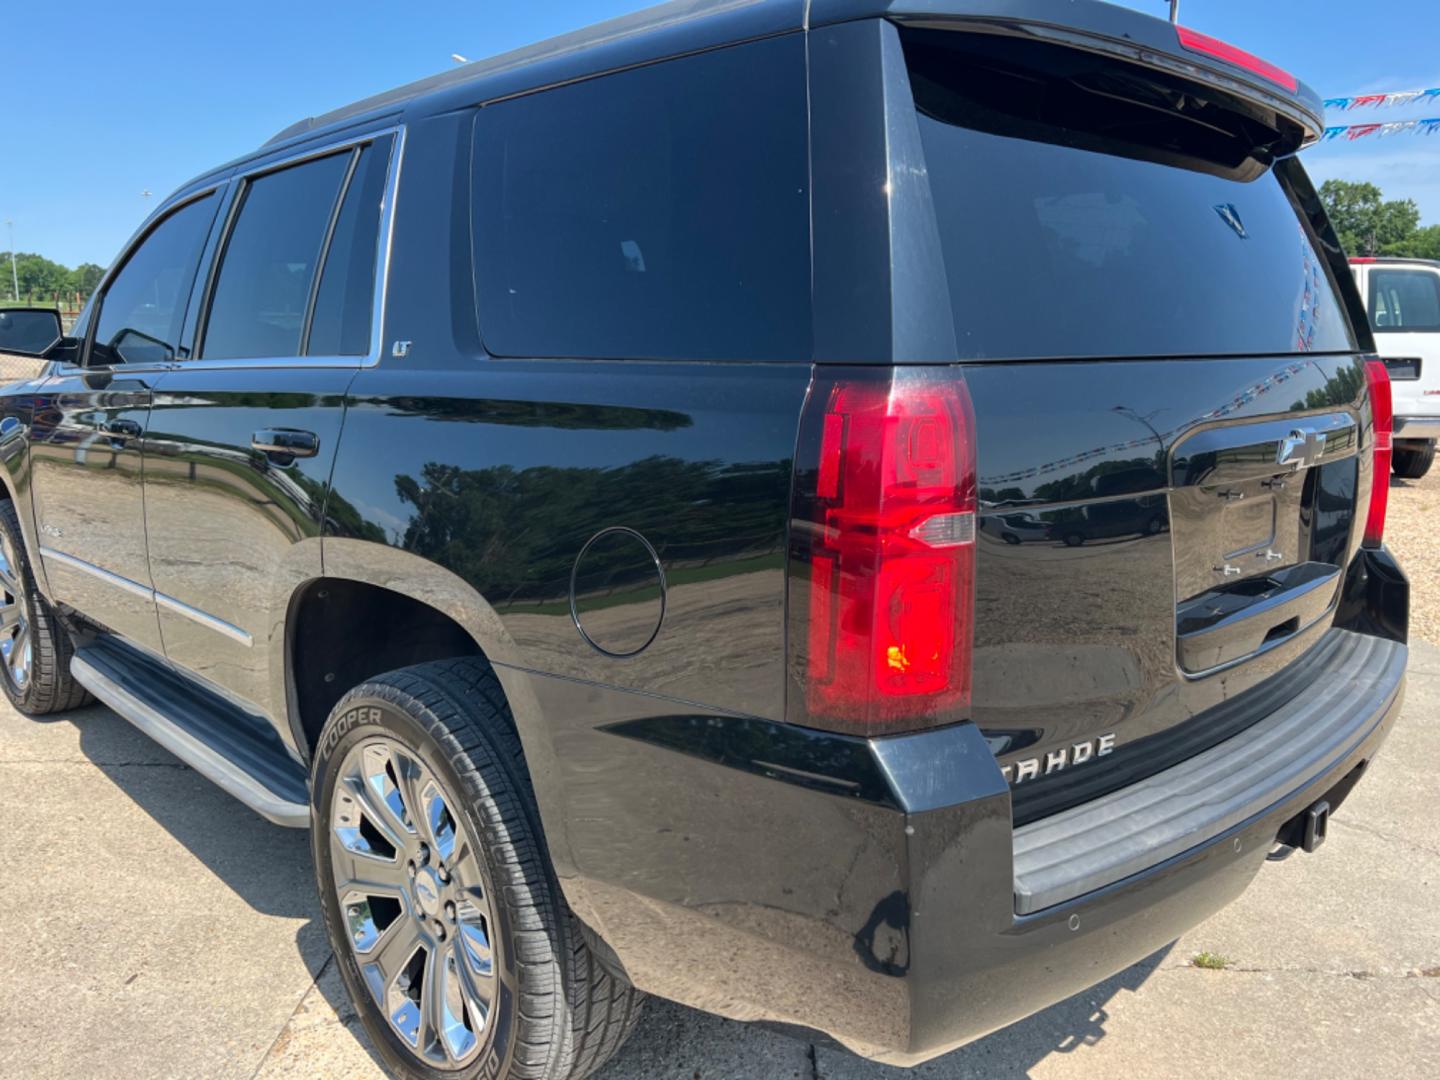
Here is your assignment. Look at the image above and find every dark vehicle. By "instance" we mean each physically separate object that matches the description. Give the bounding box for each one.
[0,3,1409,1078]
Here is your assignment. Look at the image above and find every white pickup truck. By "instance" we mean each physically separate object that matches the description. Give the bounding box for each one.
[1351,256,1440,478]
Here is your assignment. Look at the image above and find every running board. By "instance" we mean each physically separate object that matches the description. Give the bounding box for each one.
[71,639,310,828]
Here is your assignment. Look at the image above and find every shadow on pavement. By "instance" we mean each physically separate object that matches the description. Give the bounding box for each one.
[599,940,1173,1077]
[65,702,389,1074]
[65,701,1173,1079]
[830,945,1172,1077]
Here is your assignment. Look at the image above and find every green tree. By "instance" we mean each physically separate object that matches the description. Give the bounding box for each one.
[1318,179,1421,257]
[1386,223,1440,261]
[69,262,104,293]
[0,252,70,297]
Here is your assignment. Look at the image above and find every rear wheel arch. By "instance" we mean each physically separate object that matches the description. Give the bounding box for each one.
[283,541,578,900]
[285,576,486,760]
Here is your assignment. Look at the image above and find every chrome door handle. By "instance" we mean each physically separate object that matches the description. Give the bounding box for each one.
[251,429,319,458]
[102,418,142,446]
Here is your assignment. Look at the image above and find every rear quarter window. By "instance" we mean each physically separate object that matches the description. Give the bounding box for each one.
[470,34,811,362]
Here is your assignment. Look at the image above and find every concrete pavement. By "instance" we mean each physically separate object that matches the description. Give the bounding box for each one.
[2,645,1436,1079]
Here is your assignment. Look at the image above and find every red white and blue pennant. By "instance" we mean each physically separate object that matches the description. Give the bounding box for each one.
[1320,118,1440,141]
[1323,87,1440,110]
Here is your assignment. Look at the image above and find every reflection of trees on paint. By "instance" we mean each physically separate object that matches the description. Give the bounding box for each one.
[1291,359,1364,413]
[379,396,693,432]
[393,455,790,605]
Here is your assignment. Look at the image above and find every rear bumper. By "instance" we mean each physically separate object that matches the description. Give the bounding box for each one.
[896,633,1404,1062]
[512,563,1409,1066]
[1393,415,1440,439]
[1012,629,1403,914]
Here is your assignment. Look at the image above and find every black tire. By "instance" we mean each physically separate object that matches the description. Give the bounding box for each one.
[1392,442,1435,480]
[311,658,643,1080]
[1063,531,1084,548]
[0,499,92,715]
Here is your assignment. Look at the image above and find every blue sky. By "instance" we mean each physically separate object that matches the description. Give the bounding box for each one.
[7,0,1438,268]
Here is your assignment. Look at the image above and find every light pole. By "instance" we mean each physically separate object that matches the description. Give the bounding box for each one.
[1169,1,1180,23]
[4,220,17,302]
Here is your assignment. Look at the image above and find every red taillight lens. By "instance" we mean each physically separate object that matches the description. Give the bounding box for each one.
[1364,358,1392,548]
[792,368,977,734]
[1176,25,1298,94]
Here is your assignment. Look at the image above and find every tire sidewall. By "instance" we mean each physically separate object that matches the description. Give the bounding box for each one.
[0,502,40,711]
[1392,443,1435,479]
[311,692,520,1080]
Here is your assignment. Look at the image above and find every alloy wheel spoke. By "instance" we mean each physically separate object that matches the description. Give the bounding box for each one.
[422,783,462,864]
[420,945,453,1062]
[456,905,494,979]
[330,843,409,895]
[368,913,424,989]
[369,745,422,841]
[448,839,484,893]
[0,603,20,632]
[342,773,410,854]
[392,752,432,847]
[331,829,406,888]
[10,624,28,681]
[453,936,493,1032]
[337,882,409,954]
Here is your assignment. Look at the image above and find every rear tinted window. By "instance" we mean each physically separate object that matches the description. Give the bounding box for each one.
[307,137,393,356]
[1369,268,1440,332]
[202,152,350,360]
[471,35,811,361]
[904,30,1355,360]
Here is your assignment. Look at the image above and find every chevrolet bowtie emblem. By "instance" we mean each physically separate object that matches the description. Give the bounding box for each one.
[1276,427,1327,471]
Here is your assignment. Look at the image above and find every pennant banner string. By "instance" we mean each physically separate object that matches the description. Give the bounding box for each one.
[1321,118,1440,141]
[1324,88,1440,111]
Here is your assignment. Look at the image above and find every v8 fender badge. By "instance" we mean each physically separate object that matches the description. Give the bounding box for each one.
[1002,733,1116,784]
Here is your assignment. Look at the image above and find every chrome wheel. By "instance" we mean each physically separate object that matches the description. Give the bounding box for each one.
[330,737,497,1068]
[0,534,32,690]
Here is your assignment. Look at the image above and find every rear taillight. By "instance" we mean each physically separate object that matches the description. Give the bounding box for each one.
[1175,25,1298,94]
[1364,358,1392,548]
[789,368,977,735]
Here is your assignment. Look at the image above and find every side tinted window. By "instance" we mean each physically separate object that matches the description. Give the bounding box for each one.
[201,152,350,359]
[90,194,217,367]
[307,137,393,356]
[471,35,811,361]
[1369,269,1440,332]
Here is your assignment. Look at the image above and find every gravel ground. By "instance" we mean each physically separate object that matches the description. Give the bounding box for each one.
[1377,466,1439,642]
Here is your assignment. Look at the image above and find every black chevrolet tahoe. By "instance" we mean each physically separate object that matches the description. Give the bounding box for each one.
[0,2,1410,1077]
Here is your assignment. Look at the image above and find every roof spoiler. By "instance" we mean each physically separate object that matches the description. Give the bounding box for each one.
[810,0,1324,147]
